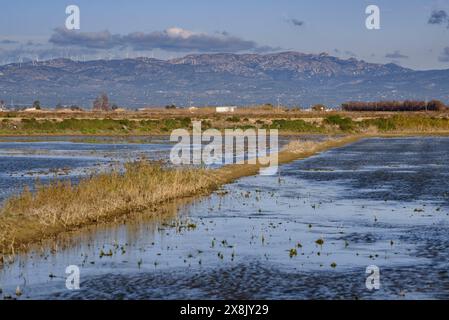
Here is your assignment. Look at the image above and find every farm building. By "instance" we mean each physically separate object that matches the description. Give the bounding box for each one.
[216,106,237,113]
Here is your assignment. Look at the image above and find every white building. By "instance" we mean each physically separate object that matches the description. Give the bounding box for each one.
[216,106,237,113]
[23,107,39,112]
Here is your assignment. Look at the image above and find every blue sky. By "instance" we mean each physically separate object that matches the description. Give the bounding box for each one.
[0,0,448,69]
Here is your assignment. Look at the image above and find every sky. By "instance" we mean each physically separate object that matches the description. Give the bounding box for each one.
[0,0,449,70]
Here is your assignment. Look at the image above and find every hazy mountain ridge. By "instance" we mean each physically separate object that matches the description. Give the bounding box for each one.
[0,52,447,108]
[170,52,411,78]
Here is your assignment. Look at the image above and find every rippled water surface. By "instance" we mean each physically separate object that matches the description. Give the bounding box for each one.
[1,136,449,299]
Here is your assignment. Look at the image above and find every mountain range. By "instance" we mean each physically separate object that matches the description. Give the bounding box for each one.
[0,51,448,108]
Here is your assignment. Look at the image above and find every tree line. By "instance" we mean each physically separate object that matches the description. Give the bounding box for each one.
[341,100,448,112]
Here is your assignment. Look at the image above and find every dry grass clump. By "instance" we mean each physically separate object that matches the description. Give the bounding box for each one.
[0,161,219,255]
[283,140,324,154]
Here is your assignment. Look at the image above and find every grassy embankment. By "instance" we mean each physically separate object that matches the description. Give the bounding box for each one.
[2,113,449,135]
[0,135,361,257]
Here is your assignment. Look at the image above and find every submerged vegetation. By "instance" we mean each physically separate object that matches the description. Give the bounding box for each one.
[0,135,361,256]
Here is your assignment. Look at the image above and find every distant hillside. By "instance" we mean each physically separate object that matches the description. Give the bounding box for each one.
[0,51,448,108]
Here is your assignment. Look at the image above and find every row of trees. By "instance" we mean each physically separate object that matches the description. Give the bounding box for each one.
[342,100,448,112]
[2,95,448,113]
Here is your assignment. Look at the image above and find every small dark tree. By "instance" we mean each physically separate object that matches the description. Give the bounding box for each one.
[427,100,447,111]
[312,104,327,112]
[33,100,41,110]
[101,93,110,111]
[70,105,83,111]
[93,97,102,111]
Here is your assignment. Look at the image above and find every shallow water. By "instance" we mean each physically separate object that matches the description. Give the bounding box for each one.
[0,137,174,202]
[0,134,298,202]
[1,136,449,299]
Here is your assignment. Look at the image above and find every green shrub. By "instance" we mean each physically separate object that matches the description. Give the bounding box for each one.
[226,116,240,123]
[361,118,396,131]
[324,115,355,131]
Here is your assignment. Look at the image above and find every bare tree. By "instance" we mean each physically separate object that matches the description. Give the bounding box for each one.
[92,93,110,112]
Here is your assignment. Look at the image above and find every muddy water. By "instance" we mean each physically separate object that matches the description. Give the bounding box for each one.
[1,137,449,299]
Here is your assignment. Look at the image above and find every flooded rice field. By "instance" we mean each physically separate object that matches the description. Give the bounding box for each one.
[1,136,449,299]
[0,136,174,203]
[0,134,301,203]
